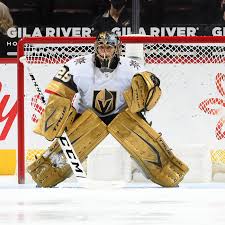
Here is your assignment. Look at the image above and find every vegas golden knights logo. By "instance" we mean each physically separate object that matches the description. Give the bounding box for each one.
[93,89,116,115]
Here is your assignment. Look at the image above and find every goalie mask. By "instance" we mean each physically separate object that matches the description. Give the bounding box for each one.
[94,31,121,73]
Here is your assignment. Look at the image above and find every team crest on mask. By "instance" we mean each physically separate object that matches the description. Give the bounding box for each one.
[93,89,116,115]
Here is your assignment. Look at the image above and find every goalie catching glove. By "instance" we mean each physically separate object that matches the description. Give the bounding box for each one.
[124,71,161,113]
[34,94,77,141]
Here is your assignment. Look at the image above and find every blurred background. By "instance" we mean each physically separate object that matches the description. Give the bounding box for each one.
[0,0,224,57]
[0,0,221,27]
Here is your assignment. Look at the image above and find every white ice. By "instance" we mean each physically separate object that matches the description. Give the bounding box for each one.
[1,179,225,225]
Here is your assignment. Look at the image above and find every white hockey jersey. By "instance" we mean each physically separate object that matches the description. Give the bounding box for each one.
[63,54,147,117]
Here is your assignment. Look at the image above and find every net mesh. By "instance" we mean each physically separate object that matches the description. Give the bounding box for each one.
[144,43,225,64]
[25,44,95,64]
[24,43,225,64]
[26,149,45,162]
[211,150,225,164]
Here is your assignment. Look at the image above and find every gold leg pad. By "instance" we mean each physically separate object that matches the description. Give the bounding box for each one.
[67,109,109,162]
[108,109,189,187]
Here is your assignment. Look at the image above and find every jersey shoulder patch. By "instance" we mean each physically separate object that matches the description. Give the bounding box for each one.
[120,57,142,70]
[129,59,141,70]
[73,56,87,65]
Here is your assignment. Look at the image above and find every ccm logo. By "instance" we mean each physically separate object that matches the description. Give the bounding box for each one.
[58,136,84,174]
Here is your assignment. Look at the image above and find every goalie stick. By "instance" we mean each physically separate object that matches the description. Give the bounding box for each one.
[20,56,87,180]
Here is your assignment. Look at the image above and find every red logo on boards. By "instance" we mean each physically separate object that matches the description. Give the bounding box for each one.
[199,73,225,140]
[0,81,44,141]
[0,81,17,140]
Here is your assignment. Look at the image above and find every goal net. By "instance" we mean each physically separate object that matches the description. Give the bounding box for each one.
[17,36,225,184]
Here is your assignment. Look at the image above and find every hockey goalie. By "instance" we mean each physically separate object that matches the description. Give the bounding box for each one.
[27,31,189,187]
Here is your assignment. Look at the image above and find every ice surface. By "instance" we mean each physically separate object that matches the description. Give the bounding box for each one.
[1,178,225,225]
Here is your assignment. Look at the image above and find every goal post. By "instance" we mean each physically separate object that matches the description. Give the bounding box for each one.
[17,36,225,184]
